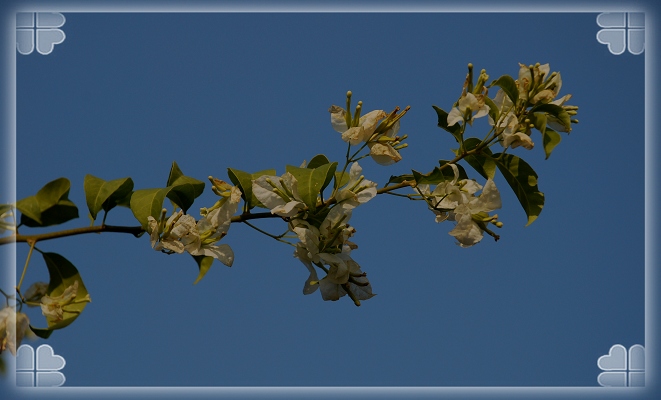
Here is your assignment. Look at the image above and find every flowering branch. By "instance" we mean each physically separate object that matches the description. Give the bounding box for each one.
[0,61,579,355]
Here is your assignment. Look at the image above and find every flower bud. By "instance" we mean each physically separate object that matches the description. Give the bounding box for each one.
[345,91,353,128]
[466,63,474,93]
[473,69,489,95]
[352,101,363,126]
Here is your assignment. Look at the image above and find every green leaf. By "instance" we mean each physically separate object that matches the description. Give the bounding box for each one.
[411,162,467,185]
[115,191,133,208]
[192,255,214,285]
[492,153,544,226]
[531,103,571,132]
[542,128,562,160]
[16,178,79,227]
[438,160,469,181]
[29,252,91,338]
[227,168,253,205]
[36,201,79,228]
[286,164,336,211]
[307,154,331,169]
[462,138,496,180]
[129,187,171,229]
[15,196,41,224]
[432,105,462,143]
[165,162,205,213]
[386,174,411,185]
[335,170,352,188]
[33,177,70,209]
[411,167,450,185]
[167,177,205,214]
[166,161,185,186]
[228,168,276,210]
[84,175,134,221]
[307,155,336,194]
[489,75,519,105]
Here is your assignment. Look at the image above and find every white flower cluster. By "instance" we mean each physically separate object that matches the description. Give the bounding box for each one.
[488,63,574,150]
[252,162,378,303]
[147,186,242,267]
[417,164,502,247]
[329,97,408,166]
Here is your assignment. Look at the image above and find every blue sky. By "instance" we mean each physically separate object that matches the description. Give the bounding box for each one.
[1,2,659,400]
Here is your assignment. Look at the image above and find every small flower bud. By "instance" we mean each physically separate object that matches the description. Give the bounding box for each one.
[352,102,362,126]
[345,91,353,127]
[466,63,474,92]
[473,69,489,95]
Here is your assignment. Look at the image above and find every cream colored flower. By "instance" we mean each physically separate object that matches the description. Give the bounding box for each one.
[0,307,30,356]
[252,173,306,218]
[183,186,241,266]
[40,280,91,323]
[334,162,378,209]
[329,105,386,145]
[448,179,502,247]
[447,92,490,126]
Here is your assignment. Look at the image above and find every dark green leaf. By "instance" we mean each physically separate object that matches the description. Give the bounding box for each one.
[84,175,134,220]
[438,160,469,181]
[167,177,205,213]
[492,153,544,226]
[461,139,496,180]
[531,103,571,132]
[432,105,462,143]
[227,168,253,206]
[166,161,185,187]
[115,191,133,208]
[35,201,79,227]
[386,174,412,185]
[165,162,205,213]
[227,168,276,210]
[489,75,519,105]
[307,154,331,169]
[16,178,79,227]
[412,167,449,185]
